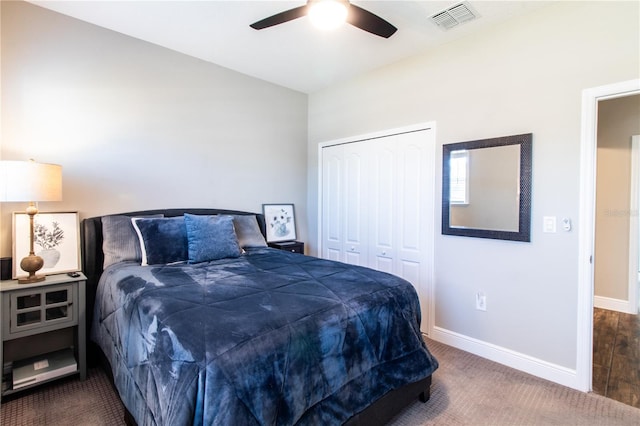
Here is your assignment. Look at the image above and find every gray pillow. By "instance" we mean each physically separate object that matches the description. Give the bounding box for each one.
[102,214,163,268]
[232,215,267,248]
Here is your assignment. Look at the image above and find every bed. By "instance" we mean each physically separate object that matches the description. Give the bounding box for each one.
[81,208,438,426]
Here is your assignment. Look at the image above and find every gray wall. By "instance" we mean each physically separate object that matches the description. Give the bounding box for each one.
[0,1,308,257]
[308,1,639,371]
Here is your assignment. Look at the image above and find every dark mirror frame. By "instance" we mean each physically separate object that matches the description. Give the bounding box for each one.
[442,133,532,242]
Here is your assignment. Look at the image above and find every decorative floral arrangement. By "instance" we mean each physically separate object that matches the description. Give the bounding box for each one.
[34,221,65,250]
[270,208,292,237]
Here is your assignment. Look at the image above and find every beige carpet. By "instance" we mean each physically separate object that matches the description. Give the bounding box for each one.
[0,365,124,425]
[389,338,640,425]
[2,338,640,425]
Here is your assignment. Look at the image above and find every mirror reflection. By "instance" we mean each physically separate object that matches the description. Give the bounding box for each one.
[450,145,520,231]
[442,134,532,242]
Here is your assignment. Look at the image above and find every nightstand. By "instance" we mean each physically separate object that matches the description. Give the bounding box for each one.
[1,273,86,398]
[268,241,304,254]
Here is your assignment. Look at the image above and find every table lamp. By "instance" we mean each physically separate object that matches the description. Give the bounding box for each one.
[0,160,62,283]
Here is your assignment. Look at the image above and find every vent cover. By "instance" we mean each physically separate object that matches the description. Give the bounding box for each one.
[430,2,478,30]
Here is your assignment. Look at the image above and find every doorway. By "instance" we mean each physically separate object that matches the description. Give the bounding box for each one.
[594,101,640,315]
[578,79,640,397]
[592,96,640,407]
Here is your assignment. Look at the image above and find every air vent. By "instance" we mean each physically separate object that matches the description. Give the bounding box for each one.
[430,2,478,30]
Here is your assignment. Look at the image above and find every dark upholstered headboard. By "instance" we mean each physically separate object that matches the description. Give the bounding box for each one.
[80,208,266,342]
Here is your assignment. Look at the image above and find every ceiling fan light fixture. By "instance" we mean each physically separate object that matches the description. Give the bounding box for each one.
[308,0,349,30]
[250,0,395,39]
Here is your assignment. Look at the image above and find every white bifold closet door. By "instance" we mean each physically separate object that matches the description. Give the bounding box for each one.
[320,125,435,333]
[321,140,370,265]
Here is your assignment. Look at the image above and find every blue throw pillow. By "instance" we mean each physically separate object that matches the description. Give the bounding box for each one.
[132,216,188,265]
[184,214,242,263]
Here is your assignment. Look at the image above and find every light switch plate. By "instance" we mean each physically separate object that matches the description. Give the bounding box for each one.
[543,216,557,233]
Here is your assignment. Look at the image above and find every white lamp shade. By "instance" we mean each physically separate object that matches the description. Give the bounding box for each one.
[0,160,62,202]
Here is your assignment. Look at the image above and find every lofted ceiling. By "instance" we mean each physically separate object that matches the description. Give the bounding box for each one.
[28,1,553,93]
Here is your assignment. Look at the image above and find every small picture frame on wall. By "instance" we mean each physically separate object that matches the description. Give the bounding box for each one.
[262,204,297,243]
[12,211,81,279]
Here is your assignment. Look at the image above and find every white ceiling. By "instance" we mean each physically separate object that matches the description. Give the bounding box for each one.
[28,1,553,93]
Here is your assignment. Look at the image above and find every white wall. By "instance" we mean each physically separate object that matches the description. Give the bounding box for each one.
[308,0,639,381]
[0,1,308,257]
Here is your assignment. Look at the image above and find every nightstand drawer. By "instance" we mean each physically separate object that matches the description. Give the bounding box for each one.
[268,241,304,254]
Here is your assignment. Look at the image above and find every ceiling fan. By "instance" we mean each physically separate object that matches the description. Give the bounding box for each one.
[250,0,397,39]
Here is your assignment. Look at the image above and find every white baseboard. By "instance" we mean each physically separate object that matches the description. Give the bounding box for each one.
[594,295,637,314]
[429,326,582,390]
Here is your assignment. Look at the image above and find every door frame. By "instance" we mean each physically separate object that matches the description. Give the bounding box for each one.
[628,135,640,315]
[577,79,640,392]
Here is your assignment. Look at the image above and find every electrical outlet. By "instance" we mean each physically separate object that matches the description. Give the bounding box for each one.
[476,292,487,311]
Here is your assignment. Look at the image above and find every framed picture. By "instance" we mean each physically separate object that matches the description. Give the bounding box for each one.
[262,204,297,243]
[12,211,81,279]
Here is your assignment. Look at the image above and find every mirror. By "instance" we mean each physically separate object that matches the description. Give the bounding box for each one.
[442,133,532,242]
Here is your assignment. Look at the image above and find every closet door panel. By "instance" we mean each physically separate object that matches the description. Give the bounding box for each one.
[322,146,343,261]
[400,260,421,290]
[396,130,434,334]
[374,256,394,274]
[343,143,368,266]
[397,133,427,265]
[370,143,396,271]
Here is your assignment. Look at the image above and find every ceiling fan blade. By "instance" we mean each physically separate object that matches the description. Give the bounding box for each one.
[250,6,308,30]
[347,4,397,38]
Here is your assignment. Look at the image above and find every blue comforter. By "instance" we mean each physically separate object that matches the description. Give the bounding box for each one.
[91,248,438,425]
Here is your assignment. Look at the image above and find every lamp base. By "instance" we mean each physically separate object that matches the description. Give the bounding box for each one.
[18,274,46,284]
[19,254,45,284]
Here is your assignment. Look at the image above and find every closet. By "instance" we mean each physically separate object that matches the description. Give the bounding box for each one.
[319,124,435,333]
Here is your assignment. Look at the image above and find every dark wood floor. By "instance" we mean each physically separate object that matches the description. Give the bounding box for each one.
[592,307,640,408]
